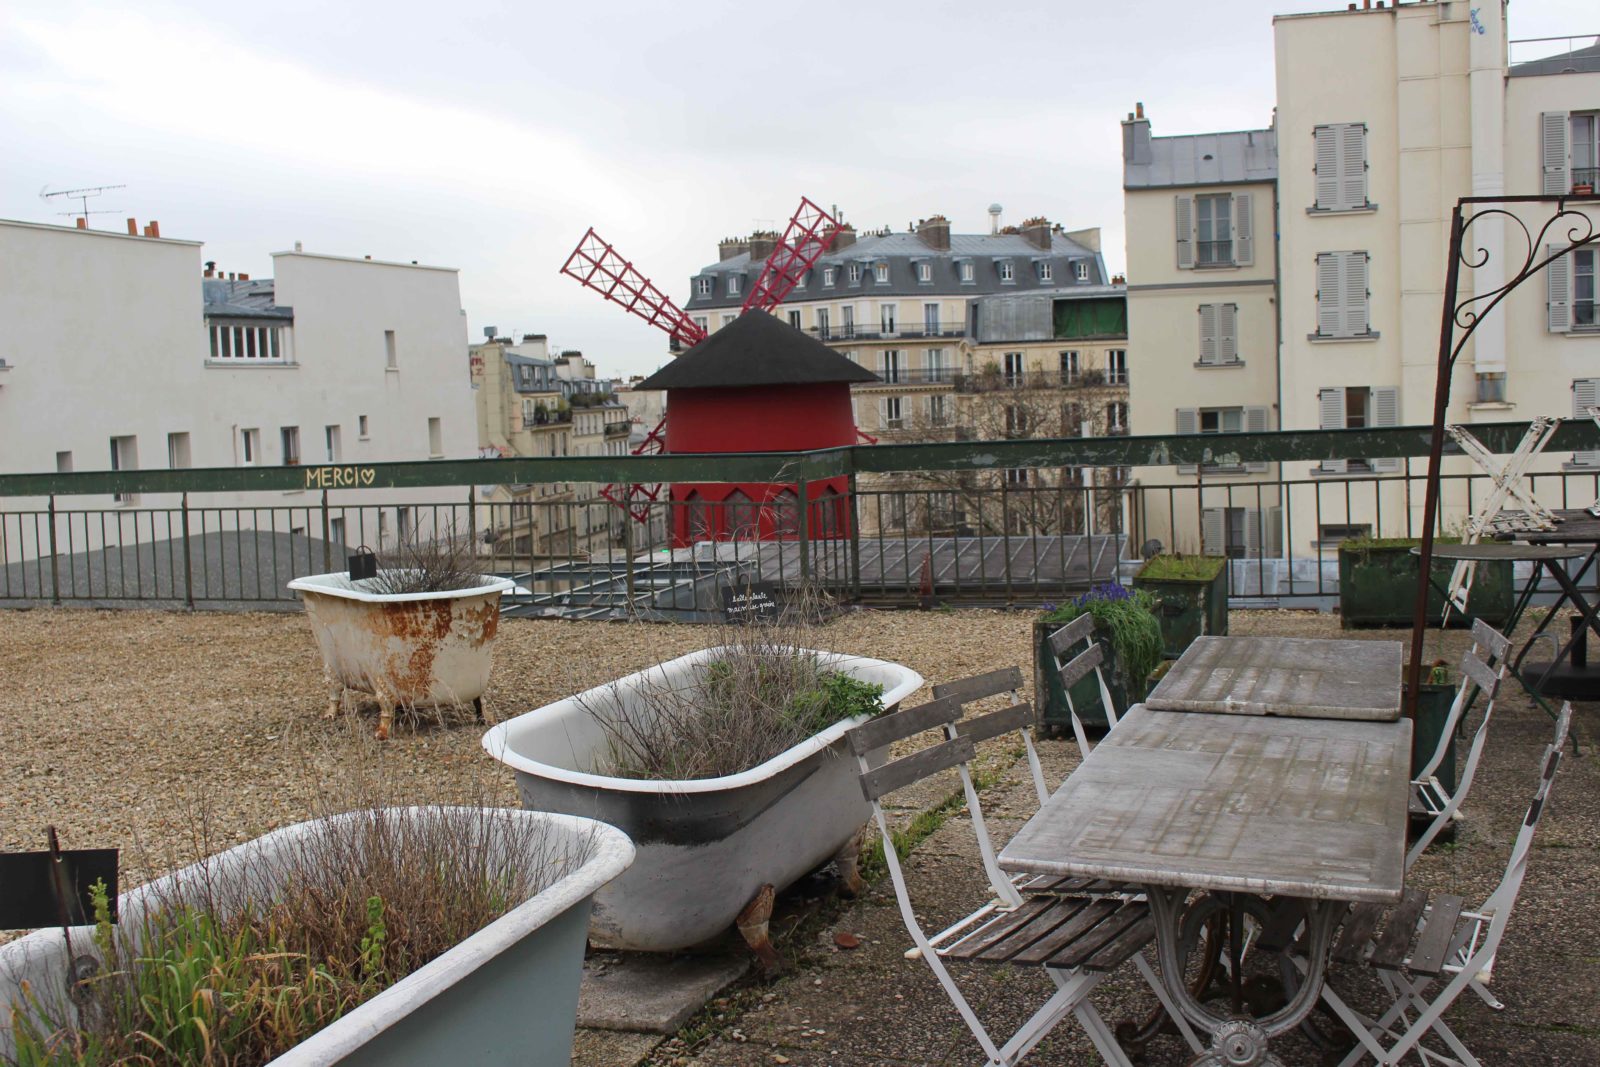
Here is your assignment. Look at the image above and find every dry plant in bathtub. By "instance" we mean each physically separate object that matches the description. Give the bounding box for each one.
[582,601,885,782]
[3,737,594,1066]
[359,522,484,595]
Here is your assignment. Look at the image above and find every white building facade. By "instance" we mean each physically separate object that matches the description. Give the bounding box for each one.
[0,219,477,564]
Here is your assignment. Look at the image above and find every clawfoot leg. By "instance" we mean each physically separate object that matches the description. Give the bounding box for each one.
[736,884,782,976]
[323,674,343,720]
[375,692,394,741]
[835,827,866,898]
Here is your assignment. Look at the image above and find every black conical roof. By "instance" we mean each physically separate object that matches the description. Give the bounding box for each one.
[637,309,880,391]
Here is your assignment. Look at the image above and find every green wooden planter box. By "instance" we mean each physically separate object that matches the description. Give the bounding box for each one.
[1133,556,1229,659]
[1033,619,1149,738]
[1338,542,1513,629]
[1409,678,1458,840]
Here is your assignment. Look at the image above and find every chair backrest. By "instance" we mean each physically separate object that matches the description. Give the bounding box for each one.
[1044,615,1119,761]
[1476,702,1572,959]
[1414,622,1508,786]
[932,665,1049,807]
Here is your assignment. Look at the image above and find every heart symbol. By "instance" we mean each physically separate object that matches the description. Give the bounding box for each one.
[359,468,376,486]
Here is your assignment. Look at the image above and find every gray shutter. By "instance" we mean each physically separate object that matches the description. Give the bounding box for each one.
[1175,195,1195,269]
[1319,388,1348,473]
[1573,380,1600,466]
[1314,125,1341,210]
[1202,508,1225,557]
[1234,192,1254,265]
[1243,509,1262,560]
[1343,252,1370,336]
[1340,124,1367,209]
[1542,112,1570,195]
[1548,244,1572,333]
[1244,405,1269,472]
[1218,303,1238,363]
[1199,304,1218,364]
[1371,386,1400,472]
[1267,506,1284,558]
[1316,253,1344,337]
[1176,408,1199,474]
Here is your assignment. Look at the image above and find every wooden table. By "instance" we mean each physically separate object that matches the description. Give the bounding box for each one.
[1146,635,1402,721]
[1000,701,1412,1066]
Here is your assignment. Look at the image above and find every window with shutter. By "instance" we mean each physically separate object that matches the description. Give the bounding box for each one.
[1314,251,1372,338]
[1370,386,1400,472]
[1175,195,1195,269]
[1218,304,1238,363]
[1202,508,1225,557]
[1342,252,1370,337]
[1340,124,1367,208]
[1199,304,1218,364]
[1314,126,1341,209]
[1234,193,1253,265]
[1573,379,1600,466]
[1548,244,1572,333]
[1316,253,1345,337]
[1319,388,1348,473]
[1543,111,1570,195]
[1245,406,1269,472]
[1175,408,1199,474]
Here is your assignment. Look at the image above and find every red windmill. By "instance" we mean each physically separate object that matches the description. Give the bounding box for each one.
[559,198,869,528]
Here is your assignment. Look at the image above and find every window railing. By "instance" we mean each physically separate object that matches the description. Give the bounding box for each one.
[1196,241,1234,267]
[1571,167,1599,191]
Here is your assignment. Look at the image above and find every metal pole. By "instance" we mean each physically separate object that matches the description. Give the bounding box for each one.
[848,472,862,603]
[47,494,60,606]
[797,479,811,585]
[467,485,477,551]
[320,489,331,572]
[181,492,194,610]
[1408,205,1468,720]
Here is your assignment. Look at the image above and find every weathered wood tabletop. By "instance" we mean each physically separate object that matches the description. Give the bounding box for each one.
[999,705,1412,902]
[1145,635,1403,720]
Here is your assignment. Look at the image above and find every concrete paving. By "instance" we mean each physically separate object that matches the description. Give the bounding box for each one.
[575,615,1600,1067]
[580,954,753,1034]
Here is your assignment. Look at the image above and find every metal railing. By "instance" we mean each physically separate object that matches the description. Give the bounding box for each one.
[810,323,967,342]
[4,420,1599,614]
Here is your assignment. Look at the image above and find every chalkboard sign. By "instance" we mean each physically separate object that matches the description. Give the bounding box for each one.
[0,848,119,930]
[721,581,780,624]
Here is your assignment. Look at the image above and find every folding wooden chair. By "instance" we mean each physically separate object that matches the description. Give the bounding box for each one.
[849,696,1202,1066]
[1310,703,1573,1067]
[1407,620,1511,868]
[1041,613,1121,761]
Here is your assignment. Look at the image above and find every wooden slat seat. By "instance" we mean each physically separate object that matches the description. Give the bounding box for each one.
[943,896,1154,974]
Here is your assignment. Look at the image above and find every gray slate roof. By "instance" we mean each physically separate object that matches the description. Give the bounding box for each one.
[637,309,878,391]
[1124,126,1278,190]
[1510,41,1600,77]
[686,229,1108,311]
[201,278,293,321]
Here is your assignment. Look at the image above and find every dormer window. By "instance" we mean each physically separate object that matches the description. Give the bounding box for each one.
[917,262,932,282]
[696,277,711,296]
[959,261,975,283]
[796,270,808,289]
[727,274,742,296]
[1076,261,1090,282]
[999,261,1015,283]
[823,266,837,286]
[874,263,889,283]
[848,264,862,284]
[1039,262,1054,282]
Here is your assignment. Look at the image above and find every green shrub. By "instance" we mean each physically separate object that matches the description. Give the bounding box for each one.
[1040,585,1163,694]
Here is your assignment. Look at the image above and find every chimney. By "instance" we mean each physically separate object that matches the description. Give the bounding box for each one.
[916,214,951,252]
[75,218,87,230]
[238,272,249,281]
[204,261,216,278]
[126,218,138,236]
[830,223,856,251]
[1122,103,1153,166]
[1063,226,1102,253]
[1020,216,1053,251]
[747,231,779,262]
[141,220,160,238]
[717,237,751,261]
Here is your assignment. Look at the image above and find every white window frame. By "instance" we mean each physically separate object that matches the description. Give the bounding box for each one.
[727,274,742,296]
[959,261,975,283]
[208,322,286,363]
[927,393,948,426]
[1075,261,1090,282]
[788,309,802,330]
[822,266,837,286]
[1106,349,1128,385]
[874,262,889,283]
[999,260,1015,283]
[917,262,932,282]
[325,424,341,463]
[109,435,138,504]
[880,303,897,335]
[241,428,260,466]
[696,277,712,296]
[428,416,443,458]
[166,431,191,470]
[1039,262,1053,282]
[1108,401,1129,433]
[880,395,904,430]
[280,425,301,466]
[1003,351,1025,386]
[848,264,862,284]
[880,350,903,384]
[1060,350,1079,383]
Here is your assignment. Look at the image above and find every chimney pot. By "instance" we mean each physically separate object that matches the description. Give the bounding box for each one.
[75,218,87,229]
[126,218,138,236]
[1135,101,1145,119]
[148,220,159,238]
[238,272,249,281]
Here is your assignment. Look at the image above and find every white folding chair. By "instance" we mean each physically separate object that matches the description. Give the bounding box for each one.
[1407,620,1511,869]
[1311,703,1573,1067]
[1041,613,1121,762]
[848,696,1202,1067]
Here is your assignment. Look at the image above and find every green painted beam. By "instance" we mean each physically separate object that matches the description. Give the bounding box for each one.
[2,421,1594,499]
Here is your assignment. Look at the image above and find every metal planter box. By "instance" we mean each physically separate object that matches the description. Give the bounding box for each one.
[1337,543,1512,629]
[288,571,515,737]
[1033,620,1148,736]
[0,808,635,1067]
[1408,679,1459,809]
[482,647,922,952]
[1132,557,1229,659]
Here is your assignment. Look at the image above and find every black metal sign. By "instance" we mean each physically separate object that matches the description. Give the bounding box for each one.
[721,581,780,624]
[0,846,119,930]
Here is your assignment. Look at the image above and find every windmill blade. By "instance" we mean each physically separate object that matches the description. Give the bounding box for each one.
[560,228,707,345]
[742,197,840,314]
[600,416,669,525]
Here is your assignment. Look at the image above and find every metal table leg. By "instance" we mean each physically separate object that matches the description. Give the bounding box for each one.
[1147,886,1341,1067]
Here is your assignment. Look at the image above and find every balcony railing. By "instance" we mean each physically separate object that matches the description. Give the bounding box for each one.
[809,322,967,343]
[862,368,960,387]
[1196,240,1234,267]
[604,420,632,436]
[4,419,1598,612]
[522,409,573,428]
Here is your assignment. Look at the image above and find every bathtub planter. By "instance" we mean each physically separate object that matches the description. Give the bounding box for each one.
[0,808,634,1067]
[482,647,923,953]
[288,571,515,738]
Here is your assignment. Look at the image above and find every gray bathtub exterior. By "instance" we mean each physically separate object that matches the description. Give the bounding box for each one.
[483,648,923,952]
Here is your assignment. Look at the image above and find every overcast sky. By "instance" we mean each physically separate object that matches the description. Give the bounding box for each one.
[3,1,1590,378]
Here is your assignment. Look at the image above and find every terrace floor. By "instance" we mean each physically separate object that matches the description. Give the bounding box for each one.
[2,606,1596,1065]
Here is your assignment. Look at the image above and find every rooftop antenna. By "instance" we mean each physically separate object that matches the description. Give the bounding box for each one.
[40,184,127,224]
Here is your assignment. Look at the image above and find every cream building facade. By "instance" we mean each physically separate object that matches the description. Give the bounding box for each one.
[1125,2,1600,561]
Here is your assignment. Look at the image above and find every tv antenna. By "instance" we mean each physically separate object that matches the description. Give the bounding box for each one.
[40,184,127,223]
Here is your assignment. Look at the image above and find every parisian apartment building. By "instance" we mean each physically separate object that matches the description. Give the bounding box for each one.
[682,212,1132,534]
[1123,0,1600,562]
[0,217,478,556]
